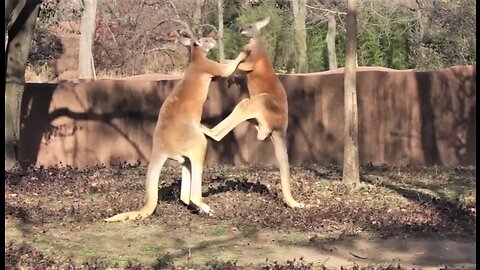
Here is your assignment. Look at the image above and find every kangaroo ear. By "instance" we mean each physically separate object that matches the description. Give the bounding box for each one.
[255,16,270,29]
[177,36,192,46]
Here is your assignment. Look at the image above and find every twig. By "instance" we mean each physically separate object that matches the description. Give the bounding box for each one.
[90,50,96,80]
[369,1,390,21]
[152,19,195,37]
[105,22,119,49]
[145,46,171,53]
[368,2,416,22]
[167,0,180,19]
[163,50,176,66]
[349,252,373,260]
[305,4,347,15]
[141,36,147,55]
[319,255,330,265]
[200,23,218,33]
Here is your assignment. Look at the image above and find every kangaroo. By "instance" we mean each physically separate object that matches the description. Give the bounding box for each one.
[105,28,249,222]
[201,17,304,208]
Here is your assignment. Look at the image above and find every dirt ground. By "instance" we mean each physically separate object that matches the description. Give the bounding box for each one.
[5,163,476,269]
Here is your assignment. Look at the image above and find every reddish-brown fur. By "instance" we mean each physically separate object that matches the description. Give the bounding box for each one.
[202,17,304,208]
[105,35,248,222]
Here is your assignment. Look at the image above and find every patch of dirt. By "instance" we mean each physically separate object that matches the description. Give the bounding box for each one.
[5,240,317,270]
[4,164,476,269]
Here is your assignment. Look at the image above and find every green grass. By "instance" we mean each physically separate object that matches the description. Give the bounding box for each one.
[210,225,229,237]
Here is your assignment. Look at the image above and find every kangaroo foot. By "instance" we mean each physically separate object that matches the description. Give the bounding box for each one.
[104,211,151,222]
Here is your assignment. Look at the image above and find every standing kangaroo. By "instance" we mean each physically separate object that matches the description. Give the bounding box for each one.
[202,17,304,208]
[105,29,249,222]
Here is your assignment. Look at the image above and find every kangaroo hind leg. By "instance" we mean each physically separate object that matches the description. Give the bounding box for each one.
[185,140,213,216]
[180,158,192,205]
[202,94,268,141]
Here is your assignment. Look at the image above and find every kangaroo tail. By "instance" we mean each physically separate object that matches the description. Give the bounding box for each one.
[105,153,168,222]
[271,130,304,208]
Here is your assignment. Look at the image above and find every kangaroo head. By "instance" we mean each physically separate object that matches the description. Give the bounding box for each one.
[178,36,217,53]
[238,16,270,38]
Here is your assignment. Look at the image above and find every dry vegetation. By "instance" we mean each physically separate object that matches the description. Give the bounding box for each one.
[5,164,476,269]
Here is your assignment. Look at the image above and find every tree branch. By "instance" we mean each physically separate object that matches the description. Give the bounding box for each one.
[145,46,174,54]
[200,23,218,33]
[305,4,346,15]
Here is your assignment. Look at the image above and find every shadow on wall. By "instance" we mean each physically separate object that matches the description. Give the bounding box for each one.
[431,67,476,165]
[19,79,175,169]
[18,65,476,169]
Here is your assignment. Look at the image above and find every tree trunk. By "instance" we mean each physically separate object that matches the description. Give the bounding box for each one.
[413,0,430,69]
[5,0,21,52]
[5,0,20,19]
[192,0,204,34]
[326,13,337,70]
[342,0,360,186]
[5,0,39,170]
[78,0,97,79]
[291,0,308,73]
[415,1,425,58]
[217,0,224,62]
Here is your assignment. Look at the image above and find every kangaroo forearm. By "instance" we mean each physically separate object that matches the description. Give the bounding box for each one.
[221,59,235,64]
[237,62,254,71]
[218,52,247,76]
[218,60,241,77]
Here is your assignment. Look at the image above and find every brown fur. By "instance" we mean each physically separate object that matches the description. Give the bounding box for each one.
[104,36,248,222]
[201,17,304,208]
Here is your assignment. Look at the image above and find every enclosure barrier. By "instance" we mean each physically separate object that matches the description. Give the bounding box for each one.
[19,65,476,168]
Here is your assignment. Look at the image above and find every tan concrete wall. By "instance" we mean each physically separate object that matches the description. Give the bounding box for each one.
[19,65,476,168]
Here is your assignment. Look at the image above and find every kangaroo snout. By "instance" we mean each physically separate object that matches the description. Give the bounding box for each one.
[238,27,250,37]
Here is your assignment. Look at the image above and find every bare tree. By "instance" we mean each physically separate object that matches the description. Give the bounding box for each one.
[217,0,224,62]
[306,0,345,70]
[291,0,308,73]
[5,0,40,170]
[78,0,97,79]
[342,0,360,185]
[192,0,204,32]
[5,0,20,52]
[412,0,432,69]
[326,13,337,69]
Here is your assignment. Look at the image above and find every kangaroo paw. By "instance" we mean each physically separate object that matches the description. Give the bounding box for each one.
[193,202,214,217]
[200,125,220,141]
[202,204,215,217]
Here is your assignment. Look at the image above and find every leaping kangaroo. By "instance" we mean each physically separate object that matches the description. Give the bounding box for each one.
[202,17,304,208]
